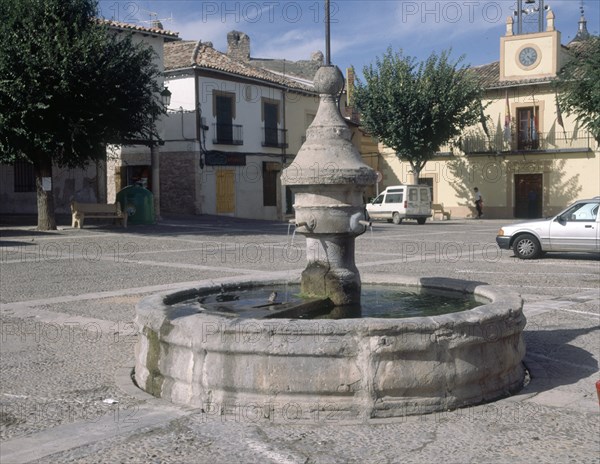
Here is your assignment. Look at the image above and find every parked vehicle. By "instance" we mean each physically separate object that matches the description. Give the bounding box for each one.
[366,185,432,225]
[496,197,600,259]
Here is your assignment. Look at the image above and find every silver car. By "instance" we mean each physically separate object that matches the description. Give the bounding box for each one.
[496,197,600,259]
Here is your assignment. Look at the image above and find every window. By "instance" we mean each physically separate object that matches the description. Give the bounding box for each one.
[263,101,279,147]
[213,91,242,145]
[384,193,403,204]
[372,195,384,205]
[517,107,539,150]
[263,162,280,207]
[562,202,599,222]
[14,160,36,192]
[216,94,233,143]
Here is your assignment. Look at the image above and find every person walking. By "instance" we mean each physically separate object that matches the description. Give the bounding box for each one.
[474,187,483,218]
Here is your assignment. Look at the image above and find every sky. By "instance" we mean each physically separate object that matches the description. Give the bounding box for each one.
[97,0,599,76]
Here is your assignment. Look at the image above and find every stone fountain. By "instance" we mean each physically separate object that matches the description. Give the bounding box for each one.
[133,42,526,421]
[282,65,375,307]
[135,24,525,416]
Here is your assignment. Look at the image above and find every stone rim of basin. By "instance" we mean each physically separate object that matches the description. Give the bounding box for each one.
[134,273,526,421]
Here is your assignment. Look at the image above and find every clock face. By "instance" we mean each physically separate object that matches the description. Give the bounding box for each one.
[519,47,538,67]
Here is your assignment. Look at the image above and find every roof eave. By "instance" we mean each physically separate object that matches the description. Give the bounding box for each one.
[165,65,317,95]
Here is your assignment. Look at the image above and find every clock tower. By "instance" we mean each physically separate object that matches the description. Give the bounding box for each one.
[500,1,561,81]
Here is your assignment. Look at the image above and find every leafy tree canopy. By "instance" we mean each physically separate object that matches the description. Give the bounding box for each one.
[0,0,163,167]
[353,48,484,178]
[0,0,165,229]
[556,37,600,144]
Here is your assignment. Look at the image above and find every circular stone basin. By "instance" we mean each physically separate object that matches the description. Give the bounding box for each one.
[134,274,526,420]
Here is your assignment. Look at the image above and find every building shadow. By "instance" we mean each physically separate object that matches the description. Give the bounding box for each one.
[522,325,599,393]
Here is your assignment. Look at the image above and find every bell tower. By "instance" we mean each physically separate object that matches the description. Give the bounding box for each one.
[500,1,560,81]
[515,0,548,34]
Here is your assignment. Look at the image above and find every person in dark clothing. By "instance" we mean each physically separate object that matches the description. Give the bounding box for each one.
[474,187,483,218]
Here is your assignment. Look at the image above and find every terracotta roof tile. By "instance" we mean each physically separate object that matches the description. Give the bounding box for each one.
[249,58,322,81]
[469,61,554,89]
[164,41,316,93]
[102,19,179,40]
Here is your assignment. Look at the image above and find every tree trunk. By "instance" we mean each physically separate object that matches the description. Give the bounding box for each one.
[34,157,56,230]
[410,163,421,184]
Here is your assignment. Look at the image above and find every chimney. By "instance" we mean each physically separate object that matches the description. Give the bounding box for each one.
[227,31,250,61]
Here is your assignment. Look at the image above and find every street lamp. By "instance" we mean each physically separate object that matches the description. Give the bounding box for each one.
[160,87,171,107]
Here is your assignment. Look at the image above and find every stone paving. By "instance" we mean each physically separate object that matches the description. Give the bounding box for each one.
[1,215,598,463]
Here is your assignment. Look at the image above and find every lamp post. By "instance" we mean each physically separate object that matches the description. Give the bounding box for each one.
[151,86,171,222]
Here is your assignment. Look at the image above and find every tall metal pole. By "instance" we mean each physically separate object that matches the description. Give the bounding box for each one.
[325,0,331,65]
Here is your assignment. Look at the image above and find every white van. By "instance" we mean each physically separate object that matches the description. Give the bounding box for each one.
[366,185,432,224]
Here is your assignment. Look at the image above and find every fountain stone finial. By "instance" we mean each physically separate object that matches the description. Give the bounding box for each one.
[282,65,376,306]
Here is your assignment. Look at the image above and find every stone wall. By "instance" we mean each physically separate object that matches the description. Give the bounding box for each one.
[0,163,97,214]
[160,152,199,214]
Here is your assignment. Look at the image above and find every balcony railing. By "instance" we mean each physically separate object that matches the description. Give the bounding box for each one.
[262,127,288,148]
[457,130,594,155]
[212,123,243,145]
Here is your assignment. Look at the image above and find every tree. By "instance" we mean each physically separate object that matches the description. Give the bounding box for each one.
[353,48,484,182]
[556,37,600,144]
[0,0,164,230]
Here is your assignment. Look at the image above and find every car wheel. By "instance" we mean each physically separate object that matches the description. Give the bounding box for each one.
[417,218,426,225]
[392,213,402,225]
[513,234,542,259]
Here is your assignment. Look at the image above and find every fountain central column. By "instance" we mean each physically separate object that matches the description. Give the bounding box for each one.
[282,66,376,306]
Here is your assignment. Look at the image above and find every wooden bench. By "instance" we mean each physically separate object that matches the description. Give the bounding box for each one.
[71,201,127,229]
[432,203,451,221]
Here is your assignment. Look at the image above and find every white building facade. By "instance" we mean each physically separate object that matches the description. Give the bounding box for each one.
[111,39,319,220]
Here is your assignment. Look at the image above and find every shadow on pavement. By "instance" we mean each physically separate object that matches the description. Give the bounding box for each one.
[523,325,600,393]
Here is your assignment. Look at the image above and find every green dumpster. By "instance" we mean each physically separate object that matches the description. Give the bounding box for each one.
[116,185,155,225]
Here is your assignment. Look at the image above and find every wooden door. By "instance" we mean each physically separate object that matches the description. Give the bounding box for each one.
[515,173,542,218]
[216,169,235,214]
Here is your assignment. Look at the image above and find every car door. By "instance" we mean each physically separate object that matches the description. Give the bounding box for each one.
[419,187,431,215]
[548,201,599,251]
[383,192,403,217]
[367,193,385,219]
[407,187,419,215]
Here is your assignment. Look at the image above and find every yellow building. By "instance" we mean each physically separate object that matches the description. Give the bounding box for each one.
[376,8,598,219]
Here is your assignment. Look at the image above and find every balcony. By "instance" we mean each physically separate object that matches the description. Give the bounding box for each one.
[212,123,243,145]
[262,128,288,148]
[457,130,594,155]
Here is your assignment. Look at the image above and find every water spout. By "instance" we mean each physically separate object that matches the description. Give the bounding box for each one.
[290,218,315,231]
